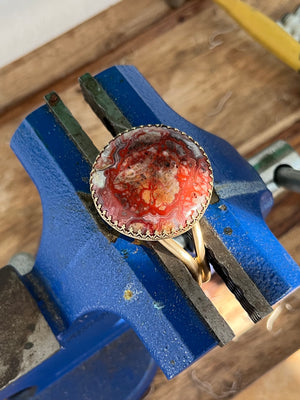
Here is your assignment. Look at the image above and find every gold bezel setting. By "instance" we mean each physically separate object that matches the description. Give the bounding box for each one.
[90,124,213,241]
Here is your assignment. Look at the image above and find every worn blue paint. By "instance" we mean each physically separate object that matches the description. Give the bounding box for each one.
[3,65,300,400]
[97,65,300,304]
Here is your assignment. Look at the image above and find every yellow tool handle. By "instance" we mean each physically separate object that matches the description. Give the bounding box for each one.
[213,0,300,72]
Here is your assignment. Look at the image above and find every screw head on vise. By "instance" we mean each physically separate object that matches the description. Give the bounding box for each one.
[90,124,213,241]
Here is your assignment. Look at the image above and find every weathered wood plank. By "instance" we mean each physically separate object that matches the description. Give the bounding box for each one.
[147,288,300,400]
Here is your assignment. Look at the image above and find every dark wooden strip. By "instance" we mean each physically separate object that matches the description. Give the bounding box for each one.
[266,192,300,238]
[246,119,300,158]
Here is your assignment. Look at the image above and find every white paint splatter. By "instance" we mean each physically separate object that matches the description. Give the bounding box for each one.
[206,91,232,117]
[153,301,165,310]
[191,370,240,399]
[266,305,283,335]
[208,27,236,50]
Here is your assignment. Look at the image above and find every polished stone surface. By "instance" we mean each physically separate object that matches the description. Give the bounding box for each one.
[90,125,213,239]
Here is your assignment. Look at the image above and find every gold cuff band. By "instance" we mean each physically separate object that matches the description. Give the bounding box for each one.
[159,221,210,285]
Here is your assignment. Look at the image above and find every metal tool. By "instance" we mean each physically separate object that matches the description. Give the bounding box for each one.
[249,140,300,197]
[1,65,300,400]
[277,6,300,44]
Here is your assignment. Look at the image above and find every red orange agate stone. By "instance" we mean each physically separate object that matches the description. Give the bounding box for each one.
[90,125,213,239]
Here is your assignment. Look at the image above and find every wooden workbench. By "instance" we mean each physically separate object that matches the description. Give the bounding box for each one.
[0,0,299,398]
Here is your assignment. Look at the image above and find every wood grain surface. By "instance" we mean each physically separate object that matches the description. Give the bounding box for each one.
[0,0,299,398]
[147,287,300,400]
[0,0,170,113]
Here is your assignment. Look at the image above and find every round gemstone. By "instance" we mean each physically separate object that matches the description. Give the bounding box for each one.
[90,125,213,240]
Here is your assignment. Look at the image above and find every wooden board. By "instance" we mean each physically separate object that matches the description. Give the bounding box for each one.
[0,0,170,113]
[148,287,300,400]
[0,0,299,398]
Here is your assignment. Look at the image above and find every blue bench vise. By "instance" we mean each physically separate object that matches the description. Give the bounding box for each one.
[1,65,300,400]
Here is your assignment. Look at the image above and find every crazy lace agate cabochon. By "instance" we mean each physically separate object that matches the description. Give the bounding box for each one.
[90,125,213,240]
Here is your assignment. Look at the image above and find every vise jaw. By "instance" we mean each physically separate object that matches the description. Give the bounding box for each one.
[1,65,299,400]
